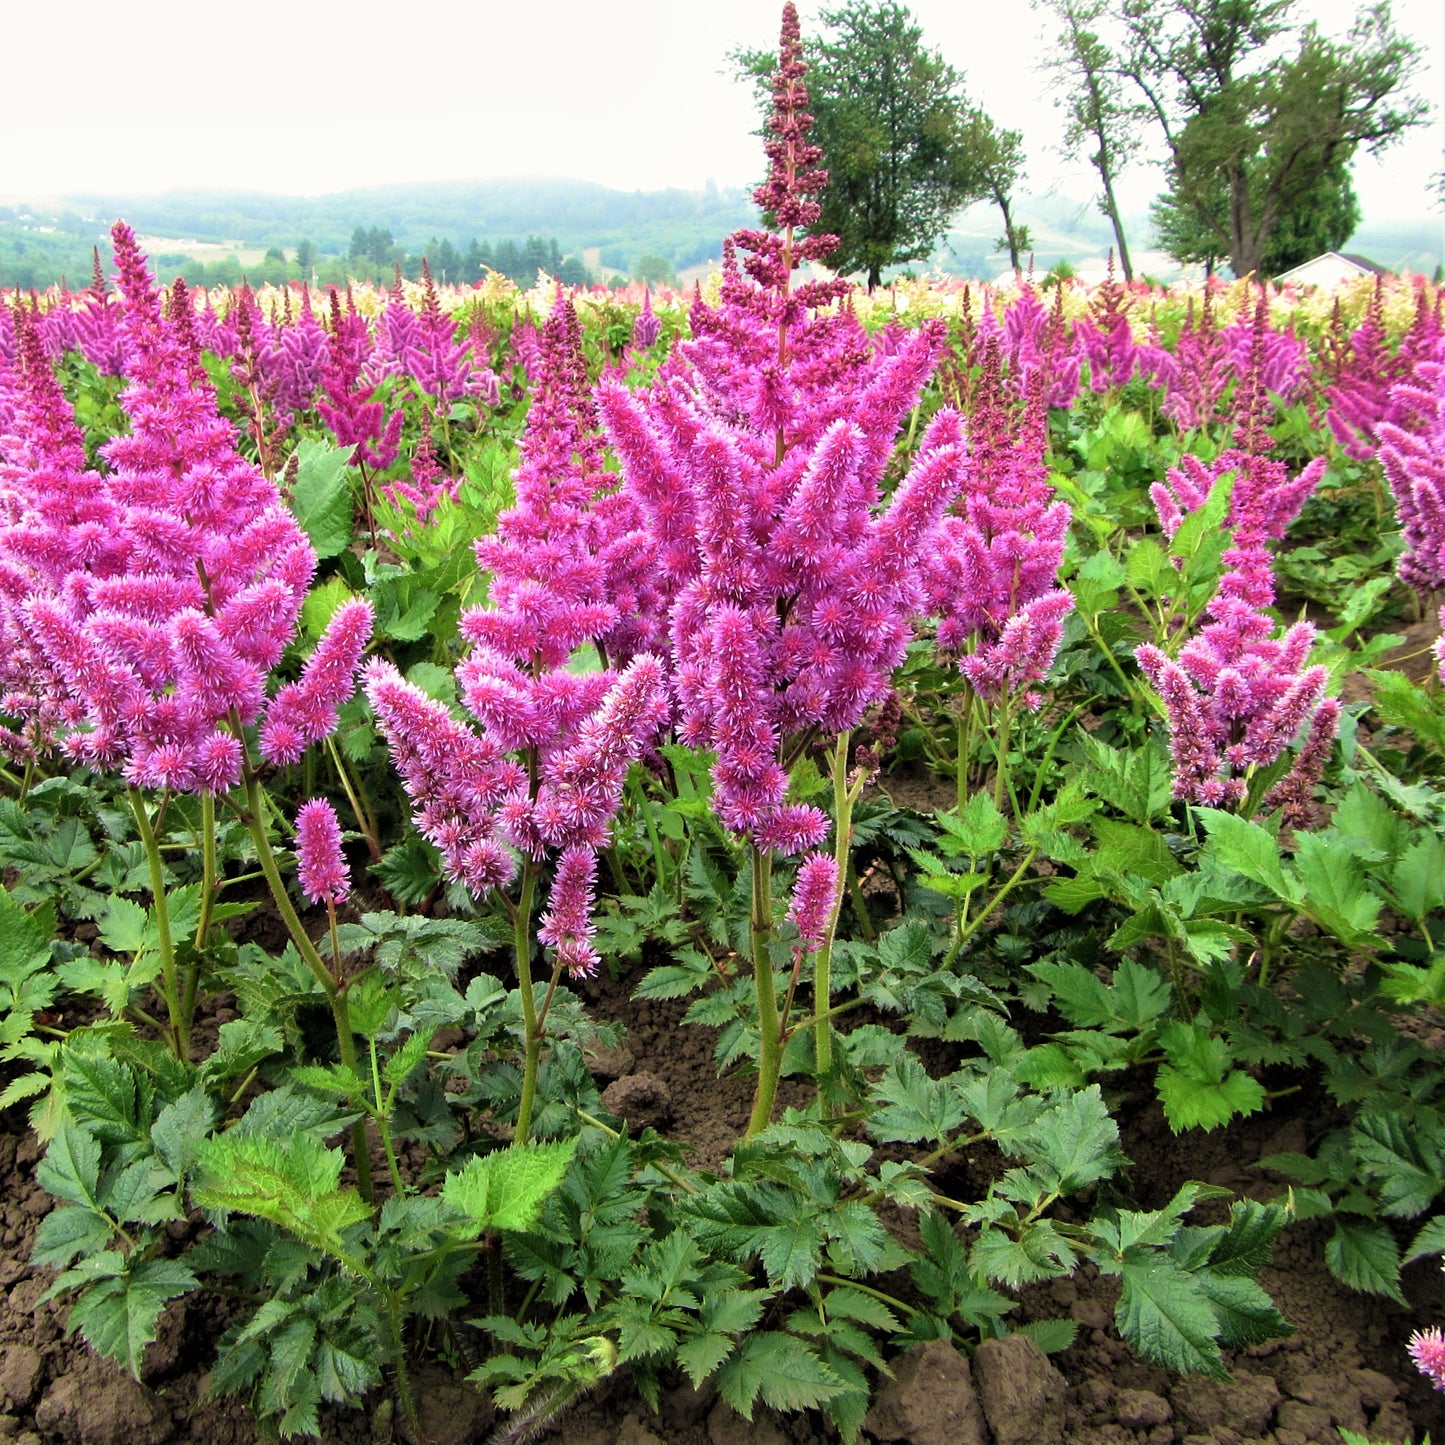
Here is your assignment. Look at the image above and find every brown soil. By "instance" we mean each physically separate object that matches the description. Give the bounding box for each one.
[3,976,1445,1445]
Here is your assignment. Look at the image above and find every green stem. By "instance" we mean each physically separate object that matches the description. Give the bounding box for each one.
[369,1036,406,1198]
[744,846,781,1140]
[993,696,1014,814]
[194,791,218,950]
[513,860,542,1143]
[813,734,863,1075]
[326,735,382,863]
[128,788,186,1059]
[242,768,372,1203]
[941,847,1038,969]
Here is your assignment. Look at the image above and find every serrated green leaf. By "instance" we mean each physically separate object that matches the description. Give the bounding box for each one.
[1195,1272,1291,1349]
[677,1331,736,1387]
[938,792,1007,856]
[974,1219,1077,1288]
[1026,961,1113,1027]
[31,1205,114,1269]
[716,1333,844,1419]
[64,1257,198,1378]
[1117,1261,1227,1379]
[382,1029,433,1088]
[867,1054,965,1144]
[443,1136,579,1235]
[95,896,149,956]
[1195,809,1297,902]
[1028,1086,1120,1192]
[151,1085,217,1180]
[1326,1218,1405,1302]
[1292,832,1382,944]
[36,1126,102,1210]
[1351,1114,1444,1219]
[290,439,355,558]
[1407,1215,1445,1264]
[1157,1064,1265,1132]
[1018,1318,1079,1354]
[1391,836,1445,919]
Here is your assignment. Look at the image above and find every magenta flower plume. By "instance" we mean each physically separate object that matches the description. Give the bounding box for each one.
[594,10,968,856]
[1378,358,1445,599]
[7,224,321,793]
[788,852,838,948]
[295,798,350,905]
[538,845,601,978]
[924,343,1073,698]
[317,288,404,472]
[260,598,374,765]
[1409,1327,1445,1392]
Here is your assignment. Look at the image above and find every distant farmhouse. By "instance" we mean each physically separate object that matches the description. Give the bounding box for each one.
[1274,251,1388,287]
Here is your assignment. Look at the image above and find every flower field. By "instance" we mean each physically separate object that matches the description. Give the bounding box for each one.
[2,12,1445,1445]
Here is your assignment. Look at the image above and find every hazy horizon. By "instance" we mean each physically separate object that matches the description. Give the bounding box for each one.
[4,0,1441,229]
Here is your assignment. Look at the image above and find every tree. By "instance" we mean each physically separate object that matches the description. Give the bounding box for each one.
[1040,0,1143,279]
[295,239,317,276]
[736,1,995,289]
[634,254,678,287]
[968,113,1030,271]
[1116,0,1426,277]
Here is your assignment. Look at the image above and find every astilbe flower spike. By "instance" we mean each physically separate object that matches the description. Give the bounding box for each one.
[366,289,669,977]
[1377,357,1445,679]
[1138,300,1337,822]
[295,798,350,905]
[924,345,1073,706]
[598,6,967,855]
[7,224,372,793]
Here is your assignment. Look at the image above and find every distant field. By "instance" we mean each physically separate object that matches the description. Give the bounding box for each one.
[135,234,267,267]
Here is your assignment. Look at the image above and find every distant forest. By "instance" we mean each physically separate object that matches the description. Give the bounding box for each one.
[0,178,758,291]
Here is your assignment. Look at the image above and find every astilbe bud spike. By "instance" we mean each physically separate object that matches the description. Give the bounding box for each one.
[295,798,350,905]
[788,852,838,948]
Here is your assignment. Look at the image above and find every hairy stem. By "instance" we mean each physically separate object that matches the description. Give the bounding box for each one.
[745,846,781,1139]
[513,860,542,1143]
[128,788,186,1059]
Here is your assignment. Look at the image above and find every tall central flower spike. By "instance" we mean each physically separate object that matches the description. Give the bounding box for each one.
[15,223,370,794]
[598,1,967,856]
[366,289,669,977]
[1137,297,1337,822]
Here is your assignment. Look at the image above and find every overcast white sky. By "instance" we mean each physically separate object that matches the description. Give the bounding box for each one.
[4,0,1441,224]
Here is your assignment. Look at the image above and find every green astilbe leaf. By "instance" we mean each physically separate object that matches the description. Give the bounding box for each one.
[716,1333,844,1420]
[444,1136,579,1235]
[192,1133,370,1251]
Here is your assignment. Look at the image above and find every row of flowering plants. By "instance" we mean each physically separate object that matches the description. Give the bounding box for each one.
[2,10,1445,1441]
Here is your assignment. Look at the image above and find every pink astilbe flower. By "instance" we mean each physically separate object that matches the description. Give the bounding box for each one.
[317,288,404,471]
[1135,604,1331,811]
[366,287,669,974]
[1161,289,1230,432]
[1378,359,1445,598]
[788,852,838,948]
[1074,258,1139,393]
[1409,1327,1445,1392]
[1326,276,1405,461]
[1152,297,1327,611]
[537,845,600,978]
[295,798,349,905]
[10,223,325,793]
[260,599,374,764]
[404,262,474,408]
[269,286,329,417]
[598,6,966,853]
[925,344,1073,701]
